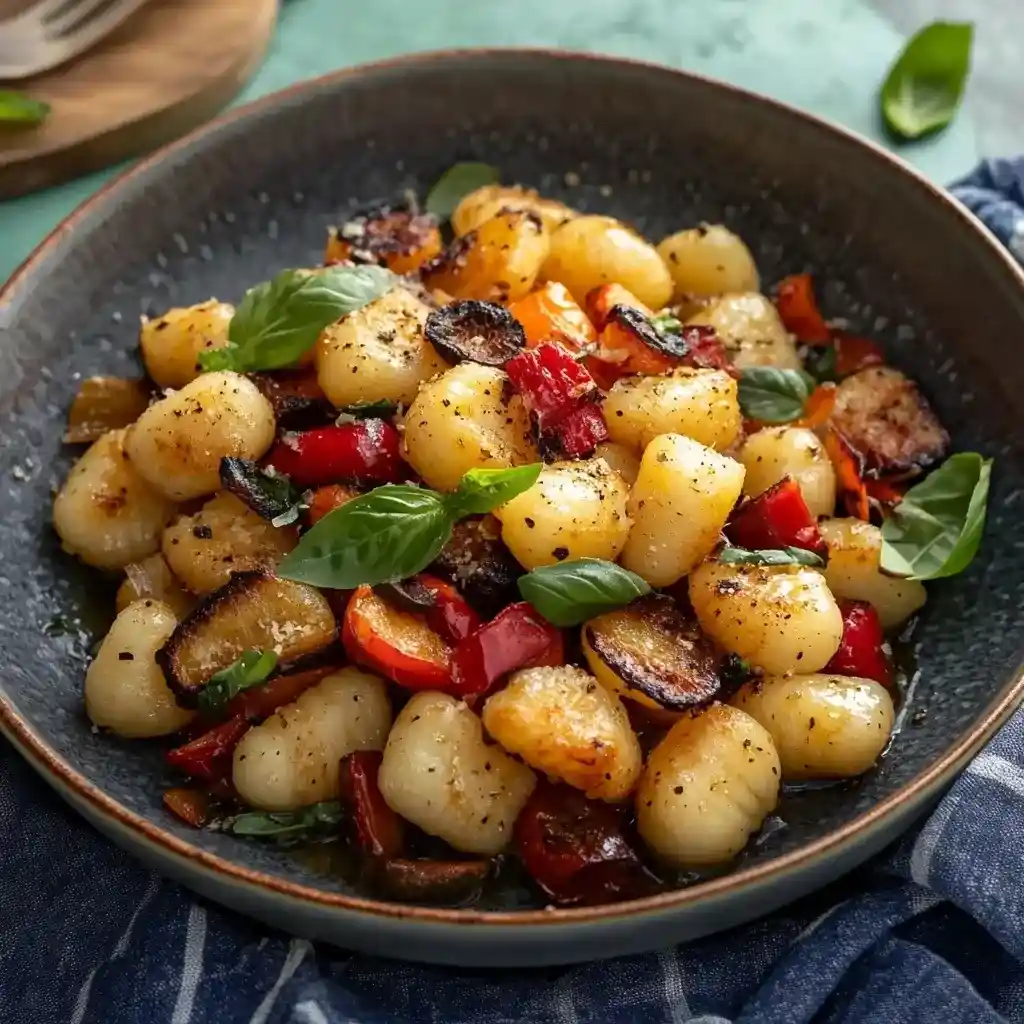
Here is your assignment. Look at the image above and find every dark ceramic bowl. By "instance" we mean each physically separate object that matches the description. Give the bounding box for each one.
[1,50,1023,968]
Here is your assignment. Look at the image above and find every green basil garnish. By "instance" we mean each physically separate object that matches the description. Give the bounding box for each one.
[424,162,500,220]
[199,265,396,373]
[518,558,651,627]
[880,452,992,580]
[718,546,826,568]
[219,458,306,525]
[802,343,839,384]
[650,312,683,335]
[443,464,542,520]
[197,650,278,717]
[0,91,50,127]
[737,367,816,423]
[339,399,400,420]
[277,465,541,590]
[880,21,973,140]
[225,800,344,838]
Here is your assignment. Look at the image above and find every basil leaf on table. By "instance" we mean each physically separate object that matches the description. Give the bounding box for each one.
[718,546,826,569]
[518,559,651,627]
[277,466,541,589]
[443,464,542,520]
[737,367,817,423]
[197,650,278,717]
[881,21,973,140]
[199,265,396,373]
[880,452,992,580]
[225,800,344,838]
[0,91,50,126]
[424,162,500,220]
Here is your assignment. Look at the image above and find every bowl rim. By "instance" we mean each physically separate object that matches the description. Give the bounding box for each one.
[3,46,1024,929]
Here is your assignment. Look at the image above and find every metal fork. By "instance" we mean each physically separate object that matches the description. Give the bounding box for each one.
[0,0,152,79]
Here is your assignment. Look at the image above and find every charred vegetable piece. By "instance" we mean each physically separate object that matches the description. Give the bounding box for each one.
[505,342,599,431]
[514,782,659,906]
[774,273,831,343]
[265,420,403,489]
[375,574,480,644]
[307,483,362,526]
[163,787,215,828]
[540,402,609,459]
[582,594,724,712]
[219,458,306,524]
[158,571,336,704]
[449,601,564,698]
[339,750,405,859]
[824,427,871,521]
[325,203,443,275]
[342,585,452,691]
[680,326,734,375]
[371,858,490,904]
[508,282,597,354]
[824,599,893,689]
[584,283,655,332]
[250,370,335,429]
[430,515,521,618]
[833,333,885,377]
[595,305,677,377]
[725,477,827,558]
[830,367,949,477]
[166,715,251,782]
[64,376,150,444]
[424,300,526,366]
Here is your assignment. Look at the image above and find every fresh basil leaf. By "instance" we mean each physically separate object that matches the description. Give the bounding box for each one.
[200,265,396,373]
[225,800,344,838]
[737,367,817,423]
[220,458,305,524]
[198,650,278,716]
[718,546,826,568]
[339,399,400,420]
[881,22,973,140]
[444,464,542,520]
[650,312,683,335]
[424,162,500,220]
[880,452,991,580]
[518,558,651,627]
[802,343,838,384]
[277,484,452,589]
[0,91,50,126]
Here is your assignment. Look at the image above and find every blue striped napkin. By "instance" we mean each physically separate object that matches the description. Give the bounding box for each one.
[2,160,1023,1024]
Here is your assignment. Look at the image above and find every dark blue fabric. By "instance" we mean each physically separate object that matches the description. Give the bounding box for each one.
[3,163,1024,1024]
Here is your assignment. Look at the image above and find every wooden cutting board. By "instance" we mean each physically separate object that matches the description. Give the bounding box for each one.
[0,0,278,198]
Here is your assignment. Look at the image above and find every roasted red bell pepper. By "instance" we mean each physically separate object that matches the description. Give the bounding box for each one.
[545,402,609,458]
[307,483,362,526]
[833,333,885,377]
[265,420,402,488]
[824,600,892,689]
[415,574,481,644]
[514,782,660,906]
[339,750,404,859]
[166,715,251,782]
[225,664,337,721]
[775,273,830,344]
[449,602,564,698]
[680,326,734,375]
[343,585,452,690]
[725,477,827,557]
[505,343,598,431]
[824,427,871,521]
[162,787,214,828]
[865,477,905,509]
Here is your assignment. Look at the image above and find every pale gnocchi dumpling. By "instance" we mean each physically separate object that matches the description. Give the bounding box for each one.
[482,666,641,802]
[656,224,760,299]
[452,184,576,236]
[232,668,391,811]
[620,434,745,587]
[162,492,297,595]
[732,673,894,780]
[686,292,801,370]
[115,554,194,619]
[140,300,234,389]
[636,704,780,868]
[378,692,536,855]
[542,215,674,309]
[690,560,843,675]
[592,441,641,485]
[604,367,741,453]
[739,427,837,518]
[124,371,275,501]
[818,518,927,629]
[53,429,177,571]
[85,599,194,738]
[401,362,538,492]
[495,458,631,570]
[316,286,447,408]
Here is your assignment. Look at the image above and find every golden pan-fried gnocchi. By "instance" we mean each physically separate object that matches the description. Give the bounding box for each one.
[56,165,984,908]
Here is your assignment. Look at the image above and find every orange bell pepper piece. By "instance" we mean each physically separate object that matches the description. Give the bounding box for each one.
[824,427,870,521]
[584,284,654,332]
[775,273,831,344]
[508,282,597,354]
[794,383,837,428]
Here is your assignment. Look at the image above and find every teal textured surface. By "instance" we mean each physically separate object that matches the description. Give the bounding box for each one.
[0,0,978,283]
